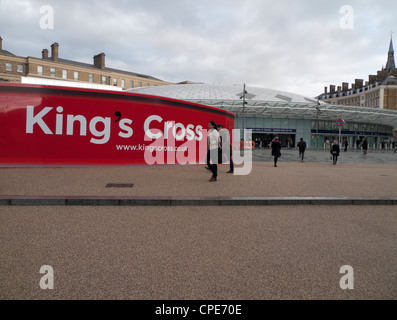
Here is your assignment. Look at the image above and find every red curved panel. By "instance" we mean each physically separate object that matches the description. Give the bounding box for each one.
[0,83,234,166]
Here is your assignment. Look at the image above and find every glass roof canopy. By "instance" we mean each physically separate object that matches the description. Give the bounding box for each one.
[194,99,397,127]
[128,84,397,128]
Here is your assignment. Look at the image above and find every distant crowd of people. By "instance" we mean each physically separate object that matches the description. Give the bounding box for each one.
[343,138,396,152]
[205,120,396,181]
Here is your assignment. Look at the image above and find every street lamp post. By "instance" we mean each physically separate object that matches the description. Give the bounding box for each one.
[238,83,248,141]
[315,97,320,150]
[242,83,246,140]
[237,84,255,144]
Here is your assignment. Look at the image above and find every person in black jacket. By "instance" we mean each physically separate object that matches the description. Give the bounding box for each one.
[297,138,307,162]
[330,140,340,165]
[362,138,368,154]
[271,136,282,167]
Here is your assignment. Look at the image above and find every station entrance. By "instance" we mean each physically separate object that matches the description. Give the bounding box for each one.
[252,133,296,149]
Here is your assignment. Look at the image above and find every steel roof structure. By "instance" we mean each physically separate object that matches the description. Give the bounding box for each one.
[128,83,397,128]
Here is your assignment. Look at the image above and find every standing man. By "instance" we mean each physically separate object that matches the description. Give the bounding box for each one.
[297,138,307,162]
[217,124,234,173]
[271,136,282,167]
[207,121,220,182]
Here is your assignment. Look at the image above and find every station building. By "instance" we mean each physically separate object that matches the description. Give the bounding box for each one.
[128,83,397,149]
[0,37,172,90]
[318,37,396,111]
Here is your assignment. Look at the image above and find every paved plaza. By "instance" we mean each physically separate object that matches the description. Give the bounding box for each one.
[0,148,396,300]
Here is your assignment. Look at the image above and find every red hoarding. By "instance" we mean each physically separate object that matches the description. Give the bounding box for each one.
[0,84,234,166]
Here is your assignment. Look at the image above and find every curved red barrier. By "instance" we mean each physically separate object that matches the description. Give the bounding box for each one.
[0,84,234,166]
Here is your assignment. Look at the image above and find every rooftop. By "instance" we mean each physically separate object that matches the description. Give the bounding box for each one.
[128,83,397,128]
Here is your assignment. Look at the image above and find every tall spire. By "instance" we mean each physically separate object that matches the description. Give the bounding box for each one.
[385,33,395,73]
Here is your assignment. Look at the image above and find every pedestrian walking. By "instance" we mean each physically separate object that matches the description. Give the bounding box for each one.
[288,137,294,149]
[362,138,368,155]
[217,124,234,173]
[206,121,220,182]
[343,138,349,152]
[271,136,282,167]
[297,138,307,162]
[330,140,340,165]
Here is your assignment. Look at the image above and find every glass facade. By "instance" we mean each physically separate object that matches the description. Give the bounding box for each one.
[235,116,393,149]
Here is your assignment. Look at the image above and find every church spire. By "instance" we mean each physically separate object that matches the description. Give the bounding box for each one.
[385,33,395,73]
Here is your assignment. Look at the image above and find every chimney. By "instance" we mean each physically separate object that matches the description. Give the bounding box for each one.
[330,85,335,93]
[351,84,355,90]
[324,87,328,94]
[93,53,105,69]
[0,37,2,52]
[42,49,49,59]
[51,42,59,61]
[368,75,376,85]
[342,82,348,91]
[355,79,363,88]
[337,86,342,91]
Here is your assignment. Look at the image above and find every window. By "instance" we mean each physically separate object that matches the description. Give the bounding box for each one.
[74,72,79,81]
[5,63,12,71]
[50,68,56,77]
[17,65,23,73]
[102,76,107,84]
[113,78,117,86]
[138,82,142,87]
[121,80,125,88]
[89,74,93,83]
[62,70,67,79]
[130,80,134,88]
[37,66,43,75]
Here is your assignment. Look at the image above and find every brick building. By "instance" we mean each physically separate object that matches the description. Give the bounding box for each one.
[318,37,397,111]
[0,37,172,89]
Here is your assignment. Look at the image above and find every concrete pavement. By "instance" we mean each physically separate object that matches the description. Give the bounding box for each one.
[0,149,396,300]
[1,205,396,300]
[0,149,396,205]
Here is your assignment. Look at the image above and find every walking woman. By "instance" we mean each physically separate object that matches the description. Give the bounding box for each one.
[271,136,282,167]
[330,140,340,165]
[207,121,220,182]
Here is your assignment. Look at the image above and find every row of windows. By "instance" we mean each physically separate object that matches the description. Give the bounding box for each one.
[5,63,24,72]
[35,65,148,88]
[311,120,391,133]
[4,62,151,88]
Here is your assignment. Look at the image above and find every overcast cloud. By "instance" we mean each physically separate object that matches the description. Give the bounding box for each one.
[0,0,396,97]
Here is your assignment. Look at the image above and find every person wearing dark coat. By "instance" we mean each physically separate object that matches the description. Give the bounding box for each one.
[330,140,340,165]
[297,138,307,162]
[271,136,282,167]
[343,139,349,152]
[362,138,368,154]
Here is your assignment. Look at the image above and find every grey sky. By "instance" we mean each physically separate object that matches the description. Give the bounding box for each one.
[0,0,396,97]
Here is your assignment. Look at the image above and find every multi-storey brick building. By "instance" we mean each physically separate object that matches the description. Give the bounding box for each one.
[318,37,397,111]
[0,37,172,89]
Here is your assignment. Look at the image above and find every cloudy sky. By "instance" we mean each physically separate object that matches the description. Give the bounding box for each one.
[0,0,396,97]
